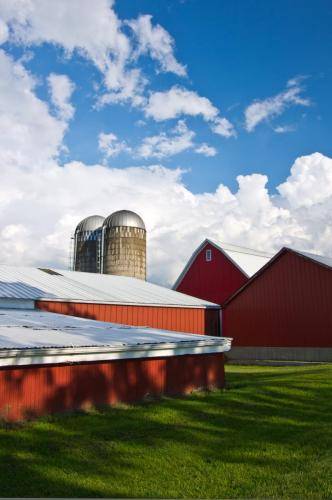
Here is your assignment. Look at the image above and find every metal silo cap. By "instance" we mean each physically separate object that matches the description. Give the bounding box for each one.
[103,210,146,230]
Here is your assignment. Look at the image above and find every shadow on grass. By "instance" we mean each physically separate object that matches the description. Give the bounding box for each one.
[0,365,331,498]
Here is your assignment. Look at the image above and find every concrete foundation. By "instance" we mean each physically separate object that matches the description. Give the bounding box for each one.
[227,346,332,362]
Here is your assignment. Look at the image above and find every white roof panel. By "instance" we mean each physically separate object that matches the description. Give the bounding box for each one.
[209,240,272,277]
[0,265,218,308]
[0,309,222,349]
[0,309,231,366]
[295,249,332,270]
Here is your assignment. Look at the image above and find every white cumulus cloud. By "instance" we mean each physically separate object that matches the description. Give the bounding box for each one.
[211,117,236,138]
[48,73,75,121]
[137,120,195,159]
[195,143,217,157]
[244,78,311,132]
[1,152,332,286]
[137,121,218,159]
[145,86,219,121]
[0,0,188,108]
[98,132,131,158]
[145,85,235,138]
[128,14,186,76]
[0,50,66,168]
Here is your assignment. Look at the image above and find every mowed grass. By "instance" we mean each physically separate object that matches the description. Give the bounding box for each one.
[0,364,331,498]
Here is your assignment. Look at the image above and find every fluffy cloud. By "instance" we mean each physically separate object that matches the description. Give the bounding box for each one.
[136,120,194,159]
[128,14,186,76]
[245,78,310,132]
[137,121,218,159]
[1,149,332,286]
[145,86,219,121]
[48,73,75,121]
[0,50,66,168]
[98,132,131,158]
[0,0,236,141]
[0,18,8,44]
[278,152,332,209]
[145,85,235,138]
[195,143,217,157]
[0,0,187,108]
[211,117,236,138]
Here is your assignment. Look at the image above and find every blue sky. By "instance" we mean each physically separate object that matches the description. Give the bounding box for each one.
[6,0,331,194]
[0,0,331,283]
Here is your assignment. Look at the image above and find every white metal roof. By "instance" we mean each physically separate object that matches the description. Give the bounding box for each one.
[222,246,332,307]
[174,238,273,288]
[295,249,332,270]
[0,264,218,308]
[0,309,231,367]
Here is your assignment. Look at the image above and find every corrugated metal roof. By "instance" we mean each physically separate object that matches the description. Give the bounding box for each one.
[214,241,272,277]
[0,264,218,308]
[0,308,231,351]
[295,249,332,270]
[173,238,273,288]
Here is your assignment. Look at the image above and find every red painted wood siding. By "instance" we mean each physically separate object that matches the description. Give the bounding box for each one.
[223,251,332,347]
[0,354,225,421]
[35,301,220,336]
[176,242,248,305]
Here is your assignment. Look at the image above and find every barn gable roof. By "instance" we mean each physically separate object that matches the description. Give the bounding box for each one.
[173,238,272,289]
[296,250,332,270]
[222,246,332,307]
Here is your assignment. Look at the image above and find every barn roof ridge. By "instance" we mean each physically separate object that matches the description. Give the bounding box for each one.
[222,246,332,308]
[173,238,272,289]
[207,239,273,258]
[294,249,332,270]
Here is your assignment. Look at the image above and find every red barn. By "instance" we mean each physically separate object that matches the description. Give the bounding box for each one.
[222,247,332,362]
[0,308,231,421]
[174,239,271,305]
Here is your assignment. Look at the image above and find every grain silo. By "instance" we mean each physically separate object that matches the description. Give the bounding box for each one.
[102,210,146,280]
[74,215,105,273]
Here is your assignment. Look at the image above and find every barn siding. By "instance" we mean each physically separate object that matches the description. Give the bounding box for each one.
[176,242,248,305]
[0,353,225,421]
[223,251,332,347]
[35,301,220,336]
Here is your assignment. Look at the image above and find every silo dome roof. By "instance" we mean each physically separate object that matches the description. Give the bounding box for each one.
[103,210,146,230]
[75,215,105,233]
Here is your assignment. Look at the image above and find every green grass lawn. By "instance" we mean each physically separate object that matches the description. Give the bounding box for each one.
[0,364,331,498]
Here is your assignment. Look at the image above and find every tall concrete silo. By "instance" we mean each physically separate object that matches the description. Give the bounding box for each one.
[74,215,105,273]
[102,210,146,280]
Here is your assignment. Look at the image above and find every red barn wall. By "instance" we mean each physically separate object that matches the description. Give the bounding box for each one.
[0,354,225,421]
[223,251,332,347]
[176,242,248,305]
[35,301,220,336]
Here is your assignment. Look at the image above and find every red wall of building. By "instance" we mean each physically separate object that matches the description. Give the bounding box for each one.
[176,242,248,305]
[0,354,225,421]
[35,301,220,336]
[223,251,332,347]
